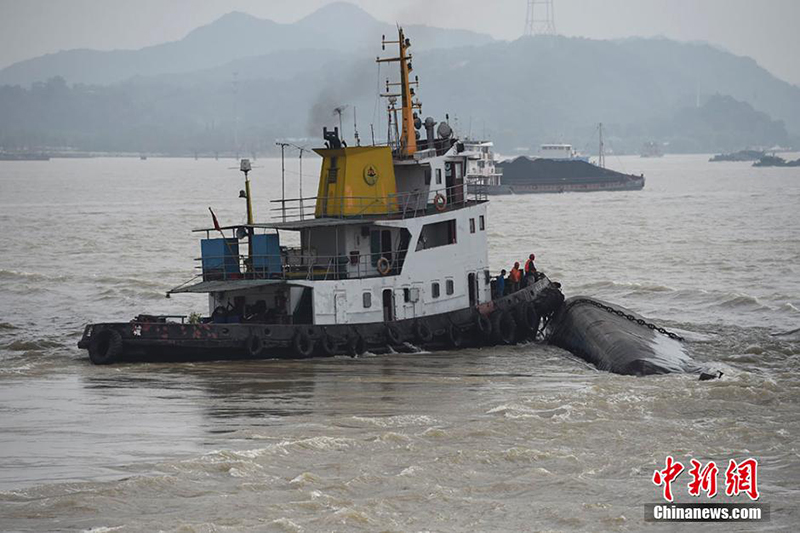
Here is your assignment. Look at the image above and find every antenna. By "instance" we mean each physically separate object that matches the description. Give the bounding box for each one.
[232,71,240,158]
[275,142,290,222]
[598,122,606,169]
[525,0,557,37]
[354,106,361,146]
[287,144,308,221]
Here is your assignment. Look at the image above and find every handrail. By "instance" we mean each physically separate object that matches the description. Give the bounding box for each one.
[270,183,488,221]
[195,247,411,284]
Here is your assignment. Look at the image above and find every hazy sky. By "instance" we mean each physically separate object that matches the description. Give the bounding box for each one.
[1,0,799,86]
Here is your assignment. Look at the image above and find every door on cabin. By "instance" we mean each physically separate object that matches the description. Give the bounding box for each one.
[382,288,394,322]
[468,272,477,307]
[334,291,347,324]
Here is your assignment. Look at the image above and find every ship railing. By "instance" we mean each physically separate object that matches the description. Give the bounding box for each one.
[195,248,411,283]
[271,183,488,221]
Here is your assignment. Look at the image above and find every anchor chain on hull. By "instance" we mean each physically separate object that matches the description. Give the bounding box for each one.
[561,298,685,342]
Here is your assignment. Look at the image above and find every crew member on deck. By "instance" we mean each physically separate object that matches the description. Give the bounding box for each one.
[495,269,507,298]
[524,253,537,284]
[510,262,522,292]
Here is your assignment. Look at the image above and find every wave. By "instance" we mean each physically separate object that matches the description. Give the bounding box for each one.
[88,275,169,290]
[2,338,62,352]
[350,414,438,428]
[714,293,767,310]
[0,269,68,283]
[575,279,676,293]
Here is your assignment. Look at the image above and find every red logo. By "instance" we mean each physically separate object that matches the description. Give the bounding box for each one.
[687,459,719,498]
[652,455,685,502]
[653,457,759,501]
[725,458,760,501]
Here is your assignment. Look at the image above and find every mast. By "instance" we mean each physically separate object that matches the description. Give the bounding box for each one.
[378,27,421,157]
[598,122,606,169]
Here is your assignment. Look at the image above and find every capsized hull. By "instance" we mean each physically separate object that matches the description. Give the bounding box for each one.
[547,296,696,376]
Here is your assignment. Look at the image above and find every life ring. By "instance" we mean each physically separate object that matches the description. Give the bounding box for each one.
[474,313,492,339]
[385,323,402,345]
[292,330,314,358]
[447,323,464,348]
[491,310,516,345]
[347,332,366,357]
[88,328,123,365]
[433,193,447,212]
[377,257,392,276]
[317,332,338,357]
[414,320,434,343]
[245,334,264,357]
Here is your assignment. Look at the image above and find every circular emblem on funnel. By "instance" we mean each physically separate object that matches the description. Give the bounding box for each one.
[363,164,379,186]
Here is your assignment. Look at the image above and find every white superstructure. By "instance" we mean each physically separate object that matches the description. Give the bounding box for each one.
[170,28,493,328]
[538,144,589,162]
[463,140,503,186]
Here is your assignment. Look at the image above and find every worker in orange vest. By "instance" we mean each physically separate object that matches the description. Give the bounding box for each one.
[524,253,537,274]
[509,261,522,292]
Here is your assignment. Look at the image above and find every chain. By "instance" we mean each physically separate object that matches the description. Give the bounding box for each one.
[567,298,685,342]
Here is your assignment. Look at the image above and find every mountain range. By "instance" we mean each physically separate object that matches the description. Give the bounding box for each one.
[0,3,493,87]
[0,2,797,155]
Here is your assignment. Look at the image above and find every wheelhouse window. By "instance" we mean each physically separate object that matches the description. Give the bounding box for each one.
[363,292,372,308]
[469,218,476,234]
[431,282,440,299]
[416,219,457,251]
[446,279,454,295]
[479,215,485,230]
[435,168,442,185]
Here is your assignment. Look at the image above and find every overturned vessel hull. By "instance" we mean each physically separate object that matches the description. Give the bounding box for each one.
[547,297,695,376]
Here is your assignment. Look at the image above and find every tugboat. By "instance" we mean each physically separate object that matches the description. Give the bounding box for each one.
[78,28,564,365]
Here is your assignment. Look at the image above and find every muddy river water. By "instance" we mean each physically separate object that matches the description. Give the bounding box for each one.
[0,155,798,531]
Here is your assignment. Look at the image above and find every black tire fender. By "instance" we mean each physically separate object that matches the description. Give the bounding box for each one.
[414,320,434,343]
[317,332,338,357]
[347,333,366,357]
[475,313,492,338]
[515,302,540,333]
[491,310,517,345]
[245,334,264,357]
[447,323,464,348]
[292,330,314,358]
[88,328,123,365]
[385,323,402,345]
[522,302,540,333]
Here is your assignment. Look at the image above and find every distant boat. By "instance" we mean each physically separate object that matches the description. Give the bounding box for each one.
[538,143,590,162]
[463,140,503,186]
[0,151,50,161]
[752,155,800,167]
[640,142,664,158]
[709,150,765,162]
[139,154,148,160]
